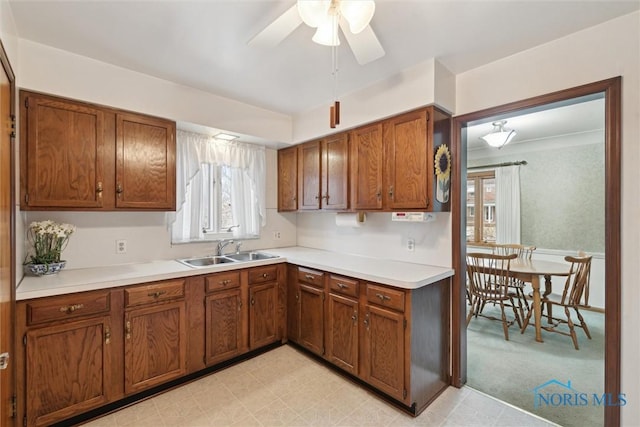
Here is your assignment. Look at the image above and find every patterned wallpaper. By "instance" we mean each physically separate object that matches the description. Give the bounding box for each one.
[469,140,605,253]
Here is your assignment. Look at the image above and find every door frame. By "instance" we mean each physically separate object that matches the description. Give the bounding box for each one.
[0,36,16,427]
[450,77,621,426]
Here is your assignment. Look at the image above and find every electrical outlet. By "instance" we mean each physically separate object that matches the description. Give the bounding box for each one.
[407,238,415,252]
[273,231,281,240]
[116,239,127,254]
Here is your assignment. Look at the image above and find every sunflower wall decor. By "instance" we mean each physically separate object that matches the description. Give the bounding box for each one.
[434,144,451,204]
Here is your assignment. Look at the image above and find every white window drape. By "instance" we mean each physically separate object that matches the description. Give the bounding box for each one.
[168,130,266,243]
[495,165,521,244]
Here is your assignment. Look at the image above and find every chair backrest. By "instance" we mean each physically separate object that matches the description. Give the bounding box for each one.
[466,252,518,300]
[491,243,536,260]
[577,250,591,306]
[559,255,593,306]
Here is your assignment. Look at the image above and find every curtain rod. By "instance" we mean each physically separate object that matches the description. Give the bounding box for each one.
[468,160,528,170]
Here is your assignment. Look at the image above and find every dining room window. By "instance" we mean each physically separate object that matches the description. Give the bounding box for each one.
[467,171,496,244]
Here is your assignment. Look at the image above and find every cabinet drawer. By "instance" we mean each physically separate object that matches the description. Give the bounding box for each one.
[125,279,185,307]
[329,275,358,298]
[206,271,241,292]
[26,290,111,325]
[366,284,405,312]
[248,265,278,285]
[298,267,324,288]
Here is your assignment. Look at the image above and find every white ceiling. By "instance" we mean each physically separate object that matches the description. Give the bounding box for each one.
[8,0,640,116]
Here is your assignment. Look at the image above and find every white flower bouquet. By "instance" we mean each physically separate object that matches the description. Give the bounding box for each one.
[25,220,76,265]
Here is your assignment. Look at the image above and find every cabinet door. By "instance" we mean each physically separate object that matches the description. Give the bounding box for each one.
[383,109,430,209]
[350,123,383,210]
[321,133,349,210]
[297,141,321,210]
[287,266,300,343]
[124,301,187,394]
[116,113,176,210]
[277,146,298,211]
[23,95,105,208]
[299,284,324,356]
[205,289,242,365]
[249,282,277,349]
[363,304,405,402]
[25,316,112,427]
[327,293,358,375]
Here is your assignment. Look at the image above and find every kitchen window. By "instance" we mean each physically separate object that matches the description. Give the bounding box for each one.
[467,171,496,244]
[169,130,266,243]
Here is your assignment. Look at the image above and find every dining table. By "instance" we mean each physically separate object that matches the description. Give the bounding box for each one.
[508,258,571,342]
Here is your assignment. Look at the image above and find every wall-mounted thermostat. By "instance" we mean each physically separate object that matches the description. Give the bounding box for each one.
[391,212,436,222]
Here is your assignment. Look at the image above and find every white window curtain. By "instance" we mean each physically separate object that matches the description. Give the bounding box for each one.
[168,130,266,243]
[495,165,521,244]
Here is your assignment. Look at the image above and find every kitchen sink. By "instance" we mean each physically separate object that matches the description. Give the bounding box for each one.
[177,256,238,268]
[225,251,280,262]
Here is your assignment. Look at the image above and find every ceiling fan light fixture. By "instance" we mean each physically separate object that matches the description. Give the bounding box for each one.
[312,14,340,46]
[480,120,516,149]
[297,0,331,28]
[339,0,375,34]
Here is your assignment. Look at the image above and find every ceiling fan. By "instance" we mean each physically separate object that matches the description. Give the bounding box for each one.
[249,0,385,65]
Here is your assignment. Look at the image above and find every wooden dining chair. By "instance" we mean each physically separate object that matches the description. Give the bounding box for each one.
[521,255,592,350]
[577,250,591,308]
[490,243,537,320]
[466,252,521,340]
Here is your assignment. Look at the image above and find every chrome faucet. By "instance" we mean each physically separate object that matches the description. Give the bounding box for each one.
[216,239,234,256]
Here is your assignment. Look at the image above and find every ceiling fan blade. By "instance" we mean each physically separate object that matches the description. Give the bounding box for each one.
[249,4,303,48]
[339,19,385,65]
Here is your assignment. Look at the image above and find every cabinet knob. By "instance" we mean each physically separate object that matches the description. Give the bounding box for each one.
[96,182,103,196]
[295,293,299,301]
[125,321,131,340]
[389,186,394,198]
[337,283,348,289]
[376,293,391,302]
[376,191,381,200]
[148,290,167,299]
[251,298,255,306]
[304,274,315,281]
[116,184,123,196]
[59,304,84,314]
[104,327,111,345]
[262,273,269,279]
[364,313,370,330]
[351,312,358,322]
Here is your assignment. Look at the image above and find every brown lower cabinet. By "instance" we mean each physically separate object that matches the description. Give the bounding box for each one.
[288,265,450,414]
[15,265,285,427]
[16,261,446,424]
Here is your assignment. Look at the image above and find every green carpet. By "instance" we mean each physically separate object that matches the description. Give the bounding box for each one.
[466,304,605,427]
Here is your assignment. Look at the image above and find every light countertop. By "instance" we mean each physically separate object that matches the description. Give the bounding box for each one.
[17,246,454,300]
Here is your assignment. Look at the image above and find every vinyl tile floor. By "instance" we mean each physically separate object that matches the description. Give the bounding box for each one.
[83,345,556,427]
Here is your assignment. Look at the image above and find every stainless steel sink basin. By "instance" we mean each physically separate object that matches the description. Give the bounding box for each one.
[225,251,280,262]
[177,256,238,268]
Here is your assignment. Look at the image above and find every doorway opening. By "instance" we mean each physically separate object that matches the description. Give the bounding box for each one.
[450,78,621,426]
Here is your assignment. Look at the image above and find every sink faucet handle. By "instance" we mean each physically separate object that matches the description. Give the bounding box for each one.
[235,241,243,253]
[226,224,240,232]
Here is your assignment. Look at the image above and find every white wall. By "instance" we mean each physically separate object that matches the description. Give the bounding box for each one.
[456,11,640,424]
[297,212,451,267]
[17,39,292,144]
[22,149,297,269]
[292,58,455,143]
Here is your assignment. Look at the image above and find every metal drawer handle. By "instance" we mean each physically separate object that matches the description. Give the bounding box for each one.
[59,304,84,314]
[305,274,315,280]
[376,293,391,302]
[148,290,167,298]
[351,312,358,322]
[337,283,349,289]
[262,273,269,279]
[96,182,103,196]
[104,327,111,345]
[220,279,231,286]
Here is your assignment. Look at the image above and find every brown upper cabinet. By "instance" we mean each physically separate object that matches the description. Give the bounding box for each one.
[278,105,451,213]
[20,91,176,211]
[277,146,298,211]
[296,133,349,211]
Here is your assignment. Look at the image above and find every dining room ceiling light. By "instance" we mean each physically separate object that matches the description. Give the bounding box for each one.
[213,132,239,141]
[480,120,517,149]
[298,0,375,46]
